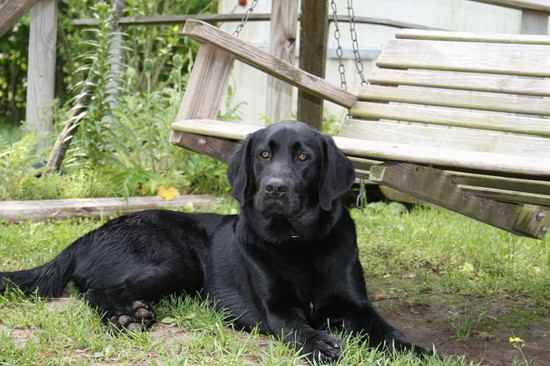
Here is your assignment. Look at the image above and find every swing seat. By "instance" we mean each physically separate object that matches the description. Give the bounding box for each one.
[171,19,550,239]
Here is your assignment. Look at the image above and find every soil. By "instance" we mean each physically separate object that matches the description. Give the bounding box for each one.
[376,295,550,365]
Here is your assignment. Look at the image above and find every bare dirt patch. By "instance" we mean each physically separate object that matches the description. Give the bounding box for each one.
[378,298,550,365]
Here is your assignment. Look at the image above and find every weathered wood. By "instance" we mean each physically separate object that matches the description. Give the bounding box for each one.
[521,9,549,34]
[182,20,355,109]
[175,43,234,120]
[378,39,550,77]
[469,0,550,12]
[72,14,443,30]
[368,67,550,96]
[106,0,126,110]
[25,0,58,150]
[297,0,330,129]
[396,29,550,43]
[450,172,550,195]
[351,102,550,137]
[513,204,550,238]
[170,132,237,162]
[0,0,42,36]
[170,42,236,158]
[0,195,220,222]
[460,186,550,206]
[171,119,550,176]
[266,0,298,123]
[369,163,549,239]
[74,13,271,27]
[358,85,550,115]
[347,157,550,195]
[342,119,550,156]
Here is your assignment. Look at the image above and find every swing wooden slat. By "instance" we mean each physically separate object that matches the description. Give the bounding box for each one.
[377,38,550,77]
[357,85,550,116]
[351,102,550,137]
[367,67,550,97]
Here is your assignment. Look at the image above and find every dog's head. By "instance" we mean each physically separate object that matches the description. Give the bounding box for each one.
[228,121,355,243]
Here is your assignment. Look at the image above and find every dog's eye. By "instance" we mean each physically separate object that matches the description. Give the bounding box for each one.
[259,151,272,160]
[297,152,309,161]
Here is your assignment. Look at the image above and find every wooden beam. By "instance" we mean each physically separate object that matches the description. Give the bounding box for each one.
[0,195,221,222]
[73,13,271,27]
[0,0,42,36]
[369,163,549,239]
[521,9,548,34]
[25,0,58,150]
[266,0,298,123]
[297,0,329,129]
[182,20,355,109]
[469,0,550,13]
[71,14,443,31]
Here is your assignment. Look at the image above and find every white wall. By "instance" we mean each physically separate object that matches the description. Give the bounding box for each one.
[216,0,527,124]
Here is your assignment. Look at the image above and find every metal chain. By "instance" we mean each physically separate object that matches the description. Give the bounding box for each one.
[330,0,348,91]
[356,178,367,209]
[346,0,368,86]
[233,0,260,37]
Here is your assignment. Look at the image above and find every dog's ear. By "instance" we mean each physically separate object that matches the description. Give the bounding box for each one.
[319,135,355,211]
[227,133,254,206]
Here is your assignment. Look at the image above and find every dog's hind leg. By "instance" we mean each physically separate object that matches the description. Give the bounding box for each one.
[84,286,156,331]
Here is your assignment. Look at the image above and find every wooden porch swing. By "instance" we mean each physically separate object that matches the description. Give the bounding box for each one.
[170,19,550,239]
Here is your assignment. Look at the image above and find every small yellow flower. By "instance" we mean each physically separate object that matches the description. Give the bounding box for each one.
[157,186,180,201]
[509,336,524,345]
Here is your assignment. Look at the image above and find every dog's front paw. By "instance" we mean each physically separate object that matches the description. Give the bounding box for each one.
[303,331,342,364]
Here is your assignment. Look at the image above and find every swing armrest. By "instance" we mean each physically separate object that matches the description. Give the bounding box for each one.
[182,19,357,109]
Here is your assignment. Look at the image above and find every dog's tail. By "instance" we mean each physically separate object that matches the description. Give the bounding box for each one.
[0,243,77,298]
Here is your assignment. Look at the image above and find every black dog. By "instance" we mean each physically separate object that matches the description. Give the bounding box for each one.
[0,121,425,362]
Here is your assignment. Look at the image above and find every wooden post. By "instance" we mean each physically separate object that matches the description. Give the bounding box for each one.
[25,0,58,150]
[106,0,126,110]
[266,0,298,123]
[297,0,329,129]
[520,9,548,34]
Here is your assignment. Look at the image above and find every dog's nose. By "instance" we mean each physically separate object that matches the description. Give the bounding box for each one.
[265,178,288,198]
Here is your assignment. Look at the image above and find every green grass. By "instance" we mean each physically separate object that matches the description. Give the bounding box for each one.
[0,203,549,365]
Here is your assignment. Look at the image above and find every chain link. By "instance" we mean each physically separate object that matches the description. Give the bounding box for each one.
[346,0,368,86]
[233,0,260,37]
[330,0,348,91]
